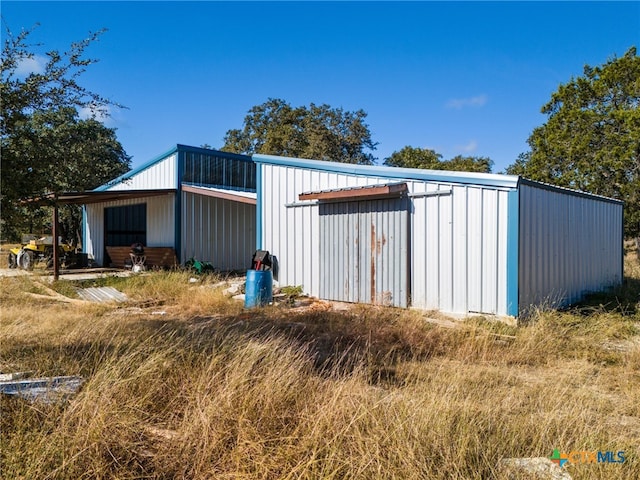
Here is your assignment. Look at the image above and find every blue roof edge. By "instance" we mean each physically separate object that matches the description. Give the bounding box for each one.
[518,177,623,205]
[252,153,520,189]
[95,145,253,191]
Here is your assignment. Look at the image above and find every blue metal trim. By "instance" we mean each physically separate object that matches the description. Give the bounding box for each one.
[252,154,520,189]
[174,149,184,263]
[506,188,520,317]
[176,144,252,162]
[81,205,87,254]
[95,145,180,191]
[256,162,262,249]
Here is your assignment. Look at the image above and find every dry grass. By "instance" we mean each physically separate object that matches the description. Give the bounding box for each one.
[1,254,639,479]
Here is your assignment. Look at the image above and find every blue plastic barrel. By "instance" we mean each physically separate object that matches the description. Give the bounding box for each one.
[244,270,273,308]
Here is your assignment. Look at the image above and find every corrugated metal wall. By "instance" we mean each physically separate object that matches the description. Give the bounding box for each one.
[409,183,511,315]
[182,191,255,271]
[259,162,513,316]
[518,183,623,314]
[261,164,391,298]
[319,197,409,307]
[106,153,177,190]
[85,195,175,265]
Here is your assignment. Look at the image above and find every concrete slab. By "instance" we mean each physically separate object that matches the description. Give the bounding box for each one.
[0,268,133,281]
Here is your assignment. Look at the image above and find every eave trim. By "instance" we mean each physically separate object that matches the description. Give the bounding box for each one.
[181,184,257,205]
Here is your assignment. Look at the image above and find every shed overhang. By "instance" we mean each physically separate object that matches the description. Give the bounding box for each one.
[299,182,408,202]
[23,189,177,206]
[181,184,257,205]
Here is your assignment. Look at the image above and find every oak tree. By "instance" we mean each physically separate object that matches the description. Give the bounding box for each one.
[1,25,130,241]
[506,47,640,237]
[384,146,493,173]
[222,98,377,164]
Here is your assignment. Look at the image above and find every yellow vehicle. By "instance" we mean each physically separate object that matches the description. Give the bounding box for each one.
[8,236,76,270]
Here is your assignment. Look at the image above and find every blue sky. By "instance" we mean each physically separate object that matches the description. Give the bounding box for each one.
[3,1,639,173]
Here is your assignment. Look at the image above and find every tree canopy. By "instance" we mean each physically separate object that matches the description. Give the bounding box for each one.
[384,146,493,173]
[1,24,130,242]
[222,98,377,164]
[506,47,640,237]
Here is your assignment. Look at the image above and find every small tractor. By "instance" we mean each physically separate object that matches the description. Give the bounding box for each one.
[8,235,77,270]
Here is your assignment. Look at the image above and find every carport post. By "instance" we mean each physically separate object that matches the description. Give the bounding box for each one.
[52,198,59,281]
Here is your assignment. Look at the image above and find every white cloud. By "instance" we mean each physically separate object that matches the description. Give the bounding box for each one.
[79,104,113,125]
[446,94,488,110]
[15,54,47,76]
[454,140,478,153]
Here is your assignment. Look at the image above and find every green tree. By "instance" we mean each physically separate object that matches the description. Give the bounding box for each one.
[443,155,493,173]
[506,47,640,237]
[384,146,493,173]
[222,98,377,164]
[383,146,443,169]
[1,24,130,242]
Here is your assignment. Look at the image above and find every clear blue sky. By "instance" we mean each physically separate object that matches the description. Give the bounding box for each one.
[3,1,639,173]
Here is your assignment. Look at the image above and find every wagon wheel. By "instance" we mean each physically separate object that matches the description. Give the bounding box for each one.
[8,252,17,268]
[19,250,35,270]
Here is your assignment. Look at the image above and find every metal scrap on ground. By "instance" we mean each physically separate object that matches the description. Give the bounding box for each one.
[0,375,84,404]
[76,286,128,303]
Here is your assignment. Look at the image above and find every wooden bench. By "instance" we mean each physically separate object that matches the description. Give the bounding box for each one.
[105,246,178,269]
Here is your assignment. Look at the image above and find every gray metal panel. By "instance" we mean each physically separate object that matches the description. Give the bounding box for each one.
[261,163,392,297]
[182,191,255,271]
[519,183,623,314]
[319,197,408,308]
[77,287,128,303]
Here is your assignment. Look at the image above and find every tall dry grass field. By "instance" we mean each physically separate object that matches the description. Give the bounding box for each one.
[1,252,639,479]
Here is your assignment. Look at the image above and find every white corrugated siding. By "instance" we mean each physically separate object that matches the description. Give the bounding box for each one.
[182,192,255,271]
[260,163,512,316]
[105,154,177,190]
[518,184,623,314]
[409,183,510,315]
[85,195,176,266]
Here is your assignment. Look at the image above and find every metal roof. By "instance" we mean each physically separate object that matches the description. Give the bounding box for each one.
[253,153,521,189]
[519,178,623,205]
[95,144,252,191]
[253,153,624,204]
[299,182,408,201]
[182,184,257,204]
[24,189,177,205]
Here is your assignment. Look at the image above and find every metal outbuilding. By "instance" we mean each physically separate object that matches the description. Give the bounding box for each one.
[80,145,623,319]
[82,145,256,270]
[253,154,623,319]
